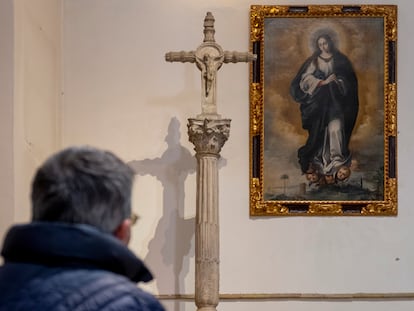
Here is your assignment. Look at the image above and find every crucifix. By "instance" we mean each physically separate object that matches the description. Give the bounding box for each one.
[165,12,256,311]
[166,11,256,119]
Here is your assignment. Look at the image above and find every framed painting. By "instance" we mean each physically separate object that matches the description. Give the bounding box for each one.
[249,5,397,216]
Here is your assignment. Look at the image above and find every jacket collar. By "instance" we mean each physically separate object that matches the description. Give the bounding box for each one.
[1,222,153,283]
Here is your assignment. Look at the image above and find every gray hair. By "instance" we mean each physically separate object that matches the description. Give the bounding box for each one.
[31,146,134,233]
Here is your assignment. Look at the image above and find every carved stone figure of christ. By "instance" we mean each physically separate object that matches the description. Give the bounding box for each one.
[196,49,223,117]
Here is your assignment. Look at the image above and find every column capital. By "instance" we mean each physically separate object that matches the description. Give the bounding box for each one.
[188,118,231,155]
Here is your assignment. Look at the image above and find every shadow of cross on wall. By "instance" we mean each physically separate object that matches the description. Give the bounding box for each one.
[127,117,196,295]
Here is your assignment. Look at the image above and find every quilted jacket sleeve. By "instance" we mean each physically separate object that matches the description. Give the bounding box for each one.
[0,265,165,311]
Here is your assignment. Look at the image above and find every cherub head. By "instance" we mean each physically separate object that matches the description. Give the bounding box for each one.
[336,165,351,181]
[306,171,320,183]
[324,174,335,185]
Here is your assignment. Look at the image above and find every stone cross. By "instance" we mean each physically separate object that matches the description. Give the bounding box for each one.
[165,12,255,311]
[166,12,256,120]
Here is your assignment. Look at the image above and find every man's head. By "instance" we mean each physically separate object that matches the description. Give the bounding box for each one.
[31,146,134,239]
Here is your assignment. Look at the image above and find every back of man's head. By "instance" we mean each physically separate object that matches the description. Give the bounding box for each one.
[31,146,134,233]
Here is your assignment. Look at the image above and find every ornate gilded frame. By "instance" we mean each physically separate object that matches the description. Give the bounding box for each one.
[249,5,397,216]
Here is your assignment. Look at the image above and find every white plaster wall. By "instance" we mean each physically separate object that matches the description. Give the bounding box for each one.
[13,0,62,223]
[0,0,62,247]
[0,0,15,244]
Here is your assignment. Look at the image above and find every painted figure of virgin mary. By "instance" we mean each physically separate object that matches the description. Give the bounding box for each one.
[290,31,359,185]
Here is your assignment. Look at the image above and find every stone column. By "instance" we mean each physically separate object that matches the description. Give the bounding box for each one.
[188,118,230,311]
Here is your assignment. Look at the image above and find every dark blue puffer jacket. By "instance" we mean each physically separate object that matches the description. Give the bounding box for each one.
[0,222,165,311]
